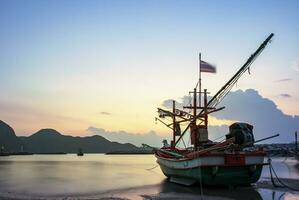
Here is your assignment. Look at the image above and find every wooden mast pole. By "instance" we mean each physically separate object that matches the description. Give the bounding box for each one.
[204,89,208,128]
[295,131,298,154]
[172,100,176,148]
[193,88,197,118]
[199,53,201,109]
[193,87,197,148]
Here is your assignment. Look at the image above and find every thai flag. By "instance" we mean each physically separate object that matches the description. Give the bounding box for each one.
[200,60,216,73]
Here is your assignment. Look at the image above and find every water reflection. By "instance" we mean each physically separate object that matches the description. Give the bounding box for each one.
[0,155,298,199]
[0,154,164,197]
[261,157,299,179]
[157,179,263,200]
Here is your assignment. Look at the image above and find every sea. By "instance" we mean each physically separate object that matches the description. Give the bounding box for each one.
[0,154,298,200]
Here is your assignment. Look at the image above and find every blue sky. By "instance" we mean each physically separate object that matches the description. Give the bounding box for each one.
[0,0,298,136]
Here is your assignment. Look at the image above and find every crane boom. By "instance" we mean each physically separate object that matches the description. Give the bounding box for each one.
[175,33,274,146]
[207,33,274,108]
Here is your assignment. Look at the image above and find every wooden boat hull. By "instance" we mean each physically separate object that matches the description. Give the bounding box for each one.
[156,153,265,186]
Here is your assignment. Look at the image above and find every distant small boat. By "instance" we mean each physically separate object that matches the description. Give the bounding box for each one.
[295,131,299,161]
[0,146,9,156]
[77,148,84,156]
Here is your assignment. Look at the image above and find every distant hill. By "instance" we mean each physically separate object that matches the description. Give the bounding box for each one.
[0,120,22,152]
[20,128,138,153]
[0,121,138,153]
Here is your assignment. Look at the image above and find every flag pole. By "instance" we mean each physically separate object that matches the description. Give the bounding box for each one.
[199,53,201,108]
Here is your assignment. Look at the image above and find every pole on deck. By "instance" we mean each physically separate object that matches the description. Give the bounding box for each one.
[172,100,176,148]
[193,88,197,117]
[254,134,279,143]
[193,87,197,148]
[199,53,201,108]
[295,131,298,154]
[204,89,208,128]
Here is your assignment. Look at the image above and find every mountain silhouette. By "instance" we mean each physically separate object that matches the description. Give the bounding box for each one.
[0,121,138,153]
[0,120,22,152]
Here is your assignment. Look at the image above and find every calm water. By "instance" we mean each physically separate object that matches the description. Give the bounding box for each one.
[0,154,298,200]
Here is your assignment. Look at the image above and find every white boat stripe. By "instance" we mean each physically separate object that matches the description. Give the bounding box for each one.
[156,155,264,169]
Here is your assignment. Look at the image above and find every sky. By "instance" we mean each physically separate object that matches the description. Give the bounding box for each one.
[0,0,298,142]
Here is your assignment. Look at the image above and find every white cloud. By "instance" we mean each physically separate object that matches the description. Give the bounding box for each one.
[210,89,298,143]
[162,89,299,143]
[86,127,167,147]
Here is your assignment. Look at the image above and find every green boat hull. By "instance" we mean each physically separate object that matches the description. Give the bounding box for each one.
[159,164,263,186]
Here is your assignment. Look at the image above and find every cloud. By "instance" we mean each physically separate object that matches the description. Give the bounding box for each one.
[162,99,176,108]
[99,111,111,115]
[86,127,167,147]
[84,89,299,146]
[209,89,298,143]
[161,89,299,143]
[161,96,191,109]
[275,78,292,82]
[279,93,292,98]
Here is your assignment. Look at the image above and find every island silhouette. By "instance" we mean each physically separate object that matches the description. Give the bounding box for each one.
[0,120,139,154]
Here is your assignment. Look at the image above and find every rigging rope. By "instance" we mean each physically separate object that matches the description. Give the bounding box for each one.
[268,158,299,191]
[197,157,204,200]
[211,135,226,142]
[146,165,158,171]
[181,137,187,149]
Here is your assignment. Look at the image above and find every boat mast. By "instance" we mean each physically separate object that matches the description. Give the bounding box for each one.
[295,131,298,154]
[189,80,209,149]
[199,53,202,108]
[204,89,208,128]
[172,100,176,148]
[191,87,198,148]
[193,88,197,118]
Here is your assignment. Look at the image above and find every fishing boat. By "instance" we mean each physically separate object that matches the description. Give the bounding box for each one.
[0,146,9,156]
[153,33,277,186]
[77,148,84,156]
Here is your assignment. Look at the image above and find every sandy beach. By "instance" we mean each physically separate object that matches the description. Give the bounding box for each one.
[1,179,299,200]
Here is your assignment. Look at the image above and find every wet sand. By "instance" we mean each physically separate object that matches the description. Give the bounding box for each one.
[1,177,298,200]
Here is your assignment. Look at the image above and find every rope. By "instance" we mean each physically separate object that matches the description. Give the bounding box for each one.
[146,165,158,171]
[181,137,187,149]
[268,158,299,191]
[211,135,226,142]
[278,192,285,200]
[197,157,203,200]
